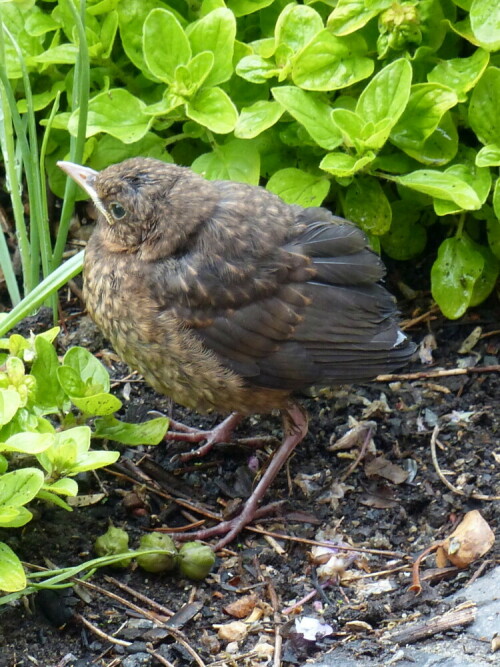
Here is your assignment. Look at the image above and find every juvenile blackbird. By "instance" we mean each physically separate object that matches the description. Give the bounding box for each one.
[58,157,415,548]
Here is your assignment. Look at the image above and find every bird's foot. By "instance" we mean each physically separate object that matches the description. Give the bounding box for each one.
[177,501,285,550]
[173,403,309,550]
[165,412,244,461]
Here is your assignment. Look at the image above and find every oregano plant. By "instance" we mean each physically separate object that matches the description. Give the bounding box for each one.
[0,327,168,593]
[0,1,499,312]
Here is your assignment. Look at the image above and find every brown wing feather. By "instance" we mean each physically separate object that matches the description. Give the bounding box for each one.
[191,216,414,390]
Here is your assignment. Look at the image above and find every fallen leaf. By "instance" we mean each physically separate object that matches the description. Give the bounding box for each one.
[358,483,397,509]
[419,333,437,365]
[458,326,482,353]
[365,457,409,484]
[67,493,106,507]
[216,620,248,642]
[223,594,258,619]
[344,620,373,633]
[440,510,495,568]
[361,394,391,419]
[328,421,377,452]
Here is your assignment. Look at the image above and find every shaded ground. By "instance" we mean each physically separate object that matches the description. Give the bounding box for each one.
[0,293,498,666]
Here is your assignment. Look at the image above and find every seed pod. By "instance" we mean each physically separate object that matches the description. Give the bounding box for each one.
[178,542,215,580]
[94,524,132,568]
[136,533,177,573]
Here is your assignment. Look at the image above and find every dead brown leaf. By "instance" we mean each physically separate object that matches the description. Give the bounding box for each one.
[364,457,409,484]
[438,510,495,568]
[223,594,259,619]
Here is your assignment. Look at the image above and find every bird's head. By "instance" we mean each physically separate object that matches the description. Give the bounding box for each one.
[58,158,215,256]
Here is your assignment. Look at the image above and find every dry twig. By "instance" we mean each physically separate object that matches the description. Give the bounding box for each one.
[385,601,477,644]
[376,364,500,382]
[76,613,131,647]
[103,575,174,617]
[77,579,206,667]
[430,425,500,501]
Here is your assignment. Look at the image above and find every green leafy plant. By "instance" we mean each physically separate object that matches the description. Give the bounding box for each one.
[1,0,498,322]
[0,546,182,605]
[0,327,168,593]
[0,0,89,313]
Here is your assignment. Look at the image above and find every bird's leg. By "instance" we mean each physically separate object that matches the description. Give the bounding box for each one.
[175,402,309,550]
[165,412,244,460]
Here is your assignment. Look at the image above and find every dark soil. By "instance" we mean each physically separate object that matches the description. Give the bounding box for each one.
[0,291,499,667]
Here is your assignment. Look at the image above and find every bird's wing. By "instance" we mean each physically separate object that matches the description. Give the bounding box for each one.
[188,217,413,391]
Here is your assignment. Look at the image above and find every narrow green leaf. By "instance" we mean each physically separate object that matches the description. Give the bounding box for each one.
[272,86,342,150]
[71,393,123,417]
[266,168,330,207]
[356,59,412,129]
[470,0,500,50]
[275,4,323,52]
[186,87,238,134]
[62,347,110,393]
[236,55,280,84]
[192,139,260,184]
[235,100,283,139]
[431,237,484,319]
[186,8,236,86]
[1,433,54,455]
[469,67,500,146]
[0,390,20,427]
[391,84,458,152]
[381,202,427,260]
[94,414,169,445]
[427,49,489,102]
[69,89,151,144]
[327,0,380,36]
[143,8,191,83]
[0,468,45,508]
[36,490,72,511]
[476,144,500,167]
[395,170,481,209]
[0,542,26,592]
[433,155,491,216]
[320,152,376,177]
[292,30,374,91]
[343,176,392,235]
[469,243,500,306]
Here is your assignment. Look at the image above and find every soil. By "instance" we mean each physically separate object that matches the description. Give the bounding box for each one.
[0,285,498,666]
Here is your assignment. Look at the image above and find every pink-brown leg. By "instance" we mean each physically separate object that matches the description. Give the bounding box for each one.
[165,412,244,461]
[174,403,309,549]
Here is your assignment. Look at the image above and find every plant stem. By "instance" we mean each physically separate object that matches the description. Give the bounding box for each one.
[455,212,466,239]
[0,251,84,338]
[52,0,89,270]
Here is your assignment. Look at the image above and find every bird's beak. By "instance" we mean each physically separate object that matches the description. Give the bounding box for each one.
[57,161,98,198]
[57,161,112,223]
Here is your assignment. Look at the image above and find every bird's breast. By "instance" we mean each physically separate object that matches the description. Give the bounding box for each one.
[82,245,288,415]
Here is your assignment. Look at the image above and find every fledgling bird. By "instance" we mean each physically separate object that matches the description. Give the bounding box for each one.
[58,157,415,548]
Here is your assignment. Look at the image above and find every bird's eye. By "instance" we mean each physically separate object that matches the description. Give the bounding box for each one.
[109,202,126,219]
